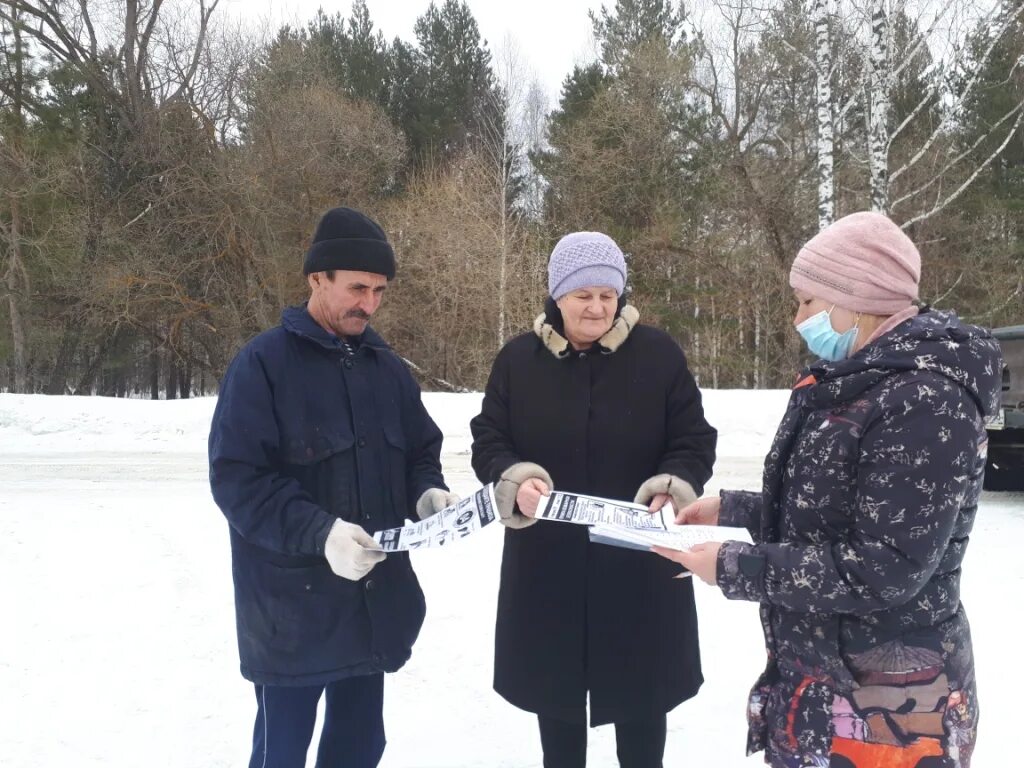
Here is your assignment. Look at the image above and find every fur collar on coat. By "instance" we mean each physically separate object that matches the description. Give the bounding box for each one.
[533,299,640,358]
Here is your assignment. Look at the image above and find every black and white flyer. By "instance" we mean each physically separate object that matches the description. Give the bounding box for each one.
[372,483,499,552]
[535,491,672,529]
[534,490,753,552]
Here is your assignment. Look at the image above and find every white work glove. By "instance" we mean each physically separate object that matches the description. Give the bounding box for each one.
[324,519,386,581]
[416,488,460,520]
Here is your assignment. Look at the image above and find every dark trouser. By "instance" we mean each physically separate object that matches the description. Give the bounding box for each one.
[248,673,385,768]
[538,713,667,768]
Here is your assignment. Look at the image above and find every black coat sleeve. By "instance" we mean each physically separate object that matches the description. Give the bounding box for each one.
[655,344,717,495]
[719,490,762,538]
[470,345,521,484]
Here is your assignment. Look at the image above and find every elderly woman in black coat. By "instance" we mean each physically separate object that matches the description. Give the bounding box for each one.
[470,232,717,768]
[657,212,1002,768]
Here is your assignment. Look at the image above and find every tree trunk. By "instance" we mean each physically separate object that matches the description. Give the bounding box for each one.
[754,308,762,389]
[149,341,160,400]
[868,0,890,213]
[98,370,116,397]
[46,321,81,394]
[5,6,28,393]
[497,148,509,350]
[179,360,191,399]
[733,156,790,267]
[4,220,27,392]
[710,290,719,389]
[76,326,121,395]
[814,0,835,229]
[165,351,179,400]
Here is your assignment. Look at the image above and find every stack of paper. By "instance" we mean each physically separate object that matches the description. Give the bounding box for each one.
[588,522,753,552]
[534,490,753,552]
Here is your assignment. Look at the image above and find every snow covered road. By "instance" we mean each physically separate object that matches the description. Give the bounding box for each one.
[1,394,1020,767]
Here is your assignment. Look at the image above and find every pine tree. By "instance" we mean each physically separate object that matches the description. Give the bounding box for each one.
[405,0,504,164]
[306,1,391,106]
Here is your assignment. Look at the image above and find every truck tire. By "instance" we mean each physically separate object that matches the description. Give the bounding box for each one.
[984,440,1024,491]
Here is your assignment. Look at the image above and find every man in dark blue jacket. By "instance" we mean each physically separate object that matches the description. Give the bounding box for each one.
[209,207,456,768]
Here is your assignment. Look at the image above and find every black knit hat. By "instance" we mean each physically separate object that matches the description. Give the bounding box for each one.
[303,207,396,279]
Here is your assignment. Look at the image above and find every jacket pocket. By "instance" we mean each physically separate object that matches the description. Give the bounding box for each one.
[383,423,410,523]
[280,430,357,520]
[281,430,355,465]
[259,560,362,656]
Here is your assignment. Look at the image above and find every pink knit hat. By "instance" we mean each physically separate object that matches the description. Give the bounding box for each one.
[789,211,921,315]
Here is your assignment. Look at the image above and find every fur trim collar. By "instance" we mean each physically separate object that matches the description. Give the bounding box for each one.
[533,304,640,359]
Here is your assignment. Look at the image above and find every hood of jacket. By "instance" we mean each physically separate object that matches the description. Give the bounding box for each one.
[806,307,1002,417]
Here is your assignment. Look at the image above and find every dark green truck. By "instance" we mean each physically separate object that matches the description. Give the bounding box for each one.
[985,324,1024,491]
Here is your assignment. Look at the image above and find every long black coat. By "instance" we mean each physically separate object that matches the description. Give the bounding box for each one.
[470,303,717,725]
[209,305,445,686]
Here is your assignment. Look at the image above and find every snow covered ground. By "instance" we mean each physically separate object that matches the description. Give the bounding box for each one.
[1,391,1020,767]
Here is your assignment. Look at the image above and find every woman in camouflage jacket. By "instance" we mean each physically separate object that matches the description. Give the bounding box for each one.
[657,212,1003,768]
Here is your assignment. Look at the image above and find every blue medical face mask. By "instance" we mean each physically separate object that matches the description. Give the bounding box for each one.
[796,305,859,362]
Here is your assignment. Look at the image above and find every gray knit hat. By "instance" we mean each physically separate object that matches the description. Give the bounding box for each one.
[548,232,627,300]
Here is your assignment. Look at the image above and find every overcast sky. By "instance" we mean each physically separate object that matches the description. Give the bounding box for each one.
[222,0,607,103]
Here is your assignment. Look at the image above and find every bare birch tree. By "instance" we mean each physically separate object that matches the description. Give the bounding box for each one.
[711,0,1024,229]
[830,0,1024,225]
[814,0,836,226]
[481,38,522,349]
[477,36,550,349]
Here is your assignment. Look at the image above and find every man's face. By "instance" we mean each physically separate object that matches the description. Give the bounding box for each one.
[307,270,388,337]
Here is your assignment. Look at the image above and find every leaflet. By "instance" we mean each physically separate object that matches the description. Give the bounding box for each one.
[535,491,673,529]
[370,486,752,554]
[372,483,499,552]
[533,490,753,552]
[588,521,753,552]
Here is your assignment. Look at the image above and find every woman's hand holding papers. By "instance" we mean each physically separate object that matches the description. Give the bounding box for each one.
[651,542,722,586]
[654,495,725,584]
[674,495,721,526]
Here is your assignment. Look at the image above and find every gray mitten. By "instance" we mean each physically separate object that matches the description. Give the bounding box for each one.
[634,474,697,512]
[494,462,553,529]
[416,488,460,520]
